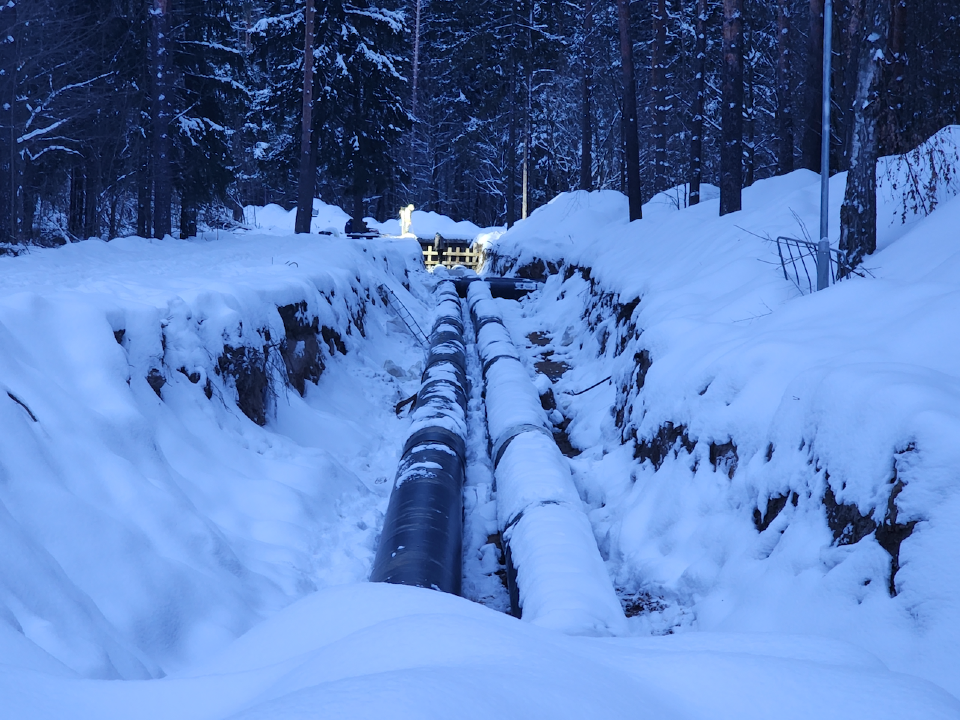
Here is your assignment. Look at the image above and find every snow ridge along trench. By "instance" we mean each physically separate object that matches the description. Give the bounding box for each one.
[370,280,467,595]
[467,281,626,636]
[0,234,427,678]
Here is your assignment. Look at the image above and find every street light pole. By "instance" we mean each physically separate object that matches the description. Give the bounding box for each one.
[817,0,833,290]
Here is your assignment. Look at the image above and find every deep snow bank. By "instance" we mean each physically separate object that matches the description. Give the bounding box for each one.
[0,231,428,678]
[243,198,502,243]
[5,582,959,720]
[483,127,960,697]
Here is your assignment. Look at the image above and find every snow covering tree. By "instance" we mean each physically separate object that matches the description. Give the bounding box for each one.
[1,0,958,241]
[253,0,408,226]
[321,2,409,228]
[175,0,246,238]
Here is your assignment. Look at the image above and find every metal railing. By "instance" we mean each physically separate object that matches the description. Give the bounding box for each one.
[775,236,845,295]
[378,284,429,347]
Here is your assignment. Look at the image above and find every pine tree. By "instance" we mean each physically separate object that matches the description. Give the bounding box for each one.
[720,0,743,215]
[322,2,409,227]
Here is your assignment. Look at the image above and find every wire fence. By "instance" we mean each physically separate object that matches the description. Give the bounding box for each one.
[773,236,869,295]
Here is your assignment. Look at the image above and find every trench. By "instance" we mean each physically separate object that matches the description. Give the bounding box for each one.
[370,277,625,635]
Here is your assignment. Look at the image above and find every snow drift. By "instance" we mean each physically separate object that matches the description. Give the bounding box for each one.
[0,231,426,678]
[483,126,960,698]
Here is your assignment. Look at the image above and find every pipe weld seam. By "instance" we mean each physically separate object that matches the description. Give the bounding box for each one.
[491,423,555,470]
[501,499,567,535]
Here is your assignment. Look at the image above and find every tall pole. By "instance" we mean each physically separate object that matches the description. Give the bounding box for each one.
[295,0,317,234]
[817,0,832,290]
[411,0,422,119]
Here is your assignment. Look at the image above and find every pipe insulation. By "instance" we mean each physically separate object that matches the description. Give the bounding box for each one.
[370,281,467,595]
[467,281,626,636]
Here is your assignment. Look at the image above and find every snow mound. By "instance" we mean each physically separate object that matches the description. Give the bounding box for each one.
[4,582,958,718]
[0,231,426,678]
[484,126,960,699]
[243,198,350,235]
[369,209,497,242]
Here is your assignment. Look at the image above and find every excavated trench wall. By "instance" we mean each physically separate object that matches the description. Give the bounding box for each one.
[122,280,379,429]
[486,249,921,600]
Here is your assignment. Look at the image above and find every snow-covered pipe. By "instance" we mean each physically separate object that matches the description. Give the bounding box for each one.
[370,281,467,595]
[467,281,626,636]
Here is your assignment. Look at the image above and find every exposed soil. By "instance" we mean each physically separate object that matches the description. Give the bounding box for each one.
[535,350,570,380]
[527,331,552,347]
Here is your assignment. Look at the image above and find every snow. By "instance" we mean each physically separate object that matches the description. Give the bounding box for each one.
[469,281,626,636]
[244,199,502,244]
[243,198,351,236]
[3,139,960,716]
[0,230,427,679]
[3,583,958,719]
[368,209,499,242]
[484,125,960,699]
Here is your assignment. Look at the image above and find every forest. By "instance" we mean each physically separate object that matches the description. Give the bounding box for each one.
[1,0,957,273]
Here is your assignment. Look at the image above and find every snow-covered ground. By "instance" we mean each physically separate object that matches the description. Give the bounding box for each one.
[2,130,960,718]
[485,126,960,702]
[0,230,428,681]
[243,198,499,242]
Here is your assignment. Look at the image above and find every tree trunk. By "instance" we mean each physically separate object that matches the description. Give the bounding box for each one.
[507,99,517,226]
[351,91,367,232]
[651,0,667,193]
[689,0,706,206]
[744,24,755,188]
[617,0,642,221]
[834,0,860,172]
[151,0,172,239]
[879,0,906,154]
[0,0,17,243]
[138,155,152,238]
[180,202,198,239]
[506,3,518,228]
[838,0,890,274]
[352,177,366,231]
[68,164,85,239]
[720,0,743,216]
[411,0,423,120]
[83,155,100,239]
[776,0,795,173]
[295,0,317,234]
[22,185,36,242]
[579,0,594,191]
[801,0,824,172]
[521,0,533,219]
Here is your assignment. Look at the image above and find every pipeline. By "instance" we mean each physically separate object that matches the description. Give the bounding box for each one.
[467,281,626,635]
[370,281,467,595]
[452,276,540,300]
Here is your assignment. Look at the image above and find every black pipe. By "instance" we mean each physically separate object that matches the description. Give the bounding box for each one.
[453,276,541,300]
[370,281,467,595]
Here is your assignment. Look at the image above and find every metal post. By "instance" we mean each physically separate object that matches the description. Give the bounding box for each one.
[817,0,833,291]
